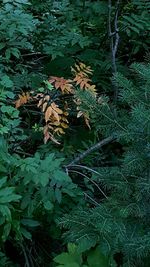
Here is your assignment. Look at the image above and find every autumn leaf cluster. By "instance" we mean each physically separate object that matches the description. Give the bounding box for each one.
[15,62,96,144]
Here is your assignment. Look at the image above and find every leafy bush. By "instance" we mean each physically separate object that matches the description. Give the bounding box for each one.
[1,0,150,265]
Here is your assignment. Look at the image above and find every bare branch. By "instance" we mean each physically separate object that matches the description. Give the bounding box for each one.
[67,135,115,166]
[68,169,108,199]
[84,192,100,206]
[22,52,42,57]
[66,164,103,176]
[108,0,120,101]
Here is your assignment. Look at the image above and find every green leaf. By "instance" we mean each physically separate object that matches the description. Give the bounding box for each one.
[44,80,54,91]
[2,223,11,241]
[40,172,49,186]
[0,75,13,88]
[20,227,32,240]
[68,243,77,255]
[0,177,7,188]
[21,219,40,227]
[54,253,80,265]
[11,48,20,58]
[43,200,54,211]
[55,188,62,203]
[6,91,15,99]
[0,194,21,203]
[5,49,11,60]
[21,195,31,210]
[87,247,109,267]
[53,170,71,183]
[0,205,11,221]
[0,188,21,203]
[0,43,6,50]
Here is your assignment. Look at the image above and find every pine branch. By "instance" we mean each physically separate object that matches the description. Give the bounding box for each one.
[67,135,115,166]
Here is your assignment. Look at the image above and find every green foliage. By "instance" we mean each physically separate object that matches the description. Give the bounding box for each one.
[54,243,116,267]
[1,0,150,265]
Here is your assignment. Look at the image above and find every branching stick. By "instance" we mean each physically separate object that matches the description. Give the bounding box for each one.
[67,135,115,166]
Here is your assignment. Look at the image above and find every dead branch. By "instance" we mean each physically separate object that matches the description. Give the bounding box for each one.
[67,135,115,166]
[108,0,120,101]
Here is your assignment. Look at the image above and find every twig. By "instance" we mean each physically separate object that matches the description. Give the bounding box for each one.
[68,169,108,199]
[84,192,100,206]
[20,243,30,267]
[108,0,120,101]
[13,150,33,157]
[22,52,42,57]
[67,135,115,166]
[66,164,103,176]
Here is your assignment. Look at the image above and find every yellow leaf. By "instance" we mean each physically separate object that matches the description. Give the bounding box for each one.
[54,127,65,135]
[50,121,60,126]
[61,116,69,123]
[61,122,68,128]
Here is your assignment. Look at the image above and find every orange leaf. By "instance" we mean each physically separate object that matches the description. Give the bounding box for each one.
[43,125,60,144]
[45,106,53,122]
[51,103,63,114]
[15,92,31,108]
[44,125,50,144]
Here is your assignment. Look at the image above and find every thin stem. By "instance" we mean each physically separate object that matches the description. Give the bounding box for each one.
[84,192,100,206]
[66,164,102,176]
[68,169,108,199]
[20,243,30,267]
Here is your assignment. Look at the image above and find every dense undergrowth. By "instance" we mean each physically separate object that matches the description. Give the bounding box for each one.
[0,0,150,266]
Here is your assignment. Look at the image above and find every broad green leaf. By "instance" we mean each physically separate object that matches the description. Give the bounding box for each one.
[21,219,40,227]
[87,247,109,267]
[0,188,21,203]
[55,188,62,203]
[0,187,15,197]
[43,200,54,211]
[0,75,13,88]
[54,253,80,265]
[53,170,71,183]
[21,195,31,210]
[40,172,49,186]
[0,194,21,203]
[5,91,15,99]
[0,205,11,221]
[68,243,77,255]
[20,227,32,240]
[2,223,11,241]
